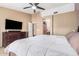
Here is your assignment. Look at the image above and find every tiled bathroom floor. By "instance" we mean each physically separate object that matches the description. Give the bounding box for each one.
[0,48,8,56]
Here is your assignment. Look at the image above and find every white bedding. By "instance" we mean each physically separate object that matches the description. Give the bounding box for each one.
[5,35,78,56]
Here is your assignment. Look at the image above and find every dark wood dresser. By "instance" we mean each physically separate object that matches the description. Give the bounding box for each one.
[2,31,28,47]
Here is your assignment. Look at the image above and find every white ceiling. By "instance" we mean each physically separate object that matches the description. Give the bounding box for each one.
[0,3,69,14]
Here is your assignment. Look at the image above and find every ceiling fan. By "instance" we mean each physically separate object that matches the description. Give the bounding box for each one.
[23,3,45,13]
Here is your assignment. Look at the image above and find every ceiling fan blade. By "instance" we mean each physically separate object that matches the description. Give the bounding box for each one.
[23,6,32,9]
[29,3,33,6]
[35,3,39,6]
[36,6,45,10]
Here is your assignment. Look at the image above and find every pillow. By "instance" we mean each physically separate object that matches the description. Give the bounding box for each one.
[66,32,75,40]
[67,32,79,55]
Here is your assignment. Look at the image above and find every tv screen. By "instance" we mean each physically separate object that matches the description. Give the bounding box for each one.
[5,19,22,29]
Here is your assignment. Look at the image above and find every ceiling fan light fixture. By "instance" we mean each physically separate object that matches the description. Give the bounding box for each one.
[23,3,45,13]
[32,6,36,9]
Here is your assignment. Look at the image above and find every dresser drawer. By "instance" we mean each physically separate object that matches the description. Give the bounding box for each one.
[2,32,28,47]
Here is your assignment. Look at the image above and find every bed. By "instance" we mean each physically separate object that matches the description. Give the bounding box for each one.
[5,35,78,56]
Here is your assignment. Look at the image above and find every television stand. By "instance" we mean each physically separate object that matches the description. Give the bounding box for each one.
[2,31,28,47]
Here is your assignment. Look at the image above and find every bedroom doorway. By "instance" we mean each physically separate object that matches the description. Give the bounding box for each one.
[43,15,53,35]
[43,21,50,34]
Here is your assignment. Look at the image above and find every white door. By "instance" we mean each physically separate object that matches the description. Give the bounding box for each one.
[28,22,33,37]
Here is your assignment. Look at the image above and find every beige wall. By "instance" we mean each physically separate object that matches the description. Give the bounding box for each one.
[32,14,43,35]
[0,7,31,47]
[31,12,77,36]
[53,11,77,35]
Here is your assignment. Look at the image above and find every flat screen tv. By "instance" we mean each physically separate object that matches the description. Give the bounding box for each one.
[5,19,22,30]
